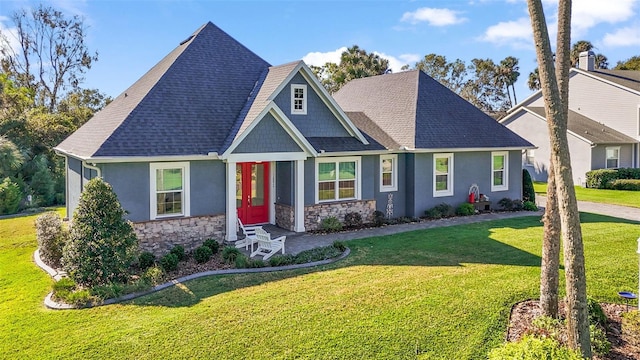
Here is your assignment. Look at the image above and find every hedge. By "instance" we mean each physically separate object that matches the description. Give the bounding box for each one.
[585,168,640,189]
[610,179,640,191]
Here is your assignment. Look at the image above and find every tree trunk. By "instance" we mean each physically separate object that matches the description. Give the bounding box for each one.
[527,0,592,358]
[540,161,560,318]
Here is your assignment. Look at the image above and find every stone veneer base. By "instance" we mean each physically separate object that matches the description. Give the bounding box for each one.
[275,200,376,231]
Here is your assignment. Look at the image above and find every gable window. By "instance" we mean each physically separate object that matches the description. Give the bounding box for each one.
[606,147,620,168]
[492,151,509,191]
[433,153,453,197]
[380,154,398,192]
[316,157,360,202]
[291,84,307,115]
[524,149,535,166]
[150,162,190,219]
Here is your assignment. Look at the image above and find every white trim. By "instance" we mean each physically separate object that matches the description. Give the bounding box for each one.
[491,151,509,192]
[315,156,362,203]
[226,152,308,163]
[294,159,305,232]
[149,162,190,220]
[269,161,276,225]
[291,84,307,115]
[605,146,621,169]
[637,104,640,138]
[225,161,237,241]
[379,154,398,192]
[433,153,454,197]
[573,68,640,97]
[82,161,102,178]
[52,149,218,163]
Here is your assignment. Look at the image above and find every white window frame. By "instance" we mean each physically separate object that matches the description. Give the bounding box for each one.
[291,84,307,115]
[605,146,620,169]
[637,104,640,137]
[150,162,190,220]
[524,149,535,166]
[315,156,361,203]
[433,153,454,197]
[491,151,509,192]
[379,154,398,192]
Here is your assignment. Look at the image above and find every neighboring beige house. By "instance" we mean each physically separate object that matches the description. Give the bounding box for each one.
[500,51,640,186]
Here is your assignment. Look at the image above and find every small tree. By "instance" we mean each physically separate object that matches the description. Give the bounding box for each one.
[35,212,67,268]
[63,178,138,287]
[522,169,536,203]
[0,177,21,215]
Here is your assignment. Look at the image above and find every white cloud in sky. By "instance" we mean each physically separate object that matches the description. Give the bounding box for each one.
[302,48,418,73]
[571,0,637,32]
[0,16,20,59]
[479,17,533,49]
[400,7,467,26]
[374,52,420,72]
[603,25,640,47]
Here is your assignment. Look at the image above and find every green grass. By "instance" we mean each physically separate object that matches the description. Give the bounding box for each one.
[1,210,638,359]
[534,181,640,208]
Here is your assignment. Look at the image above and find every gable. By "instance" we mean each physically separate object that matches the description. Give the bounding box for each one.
[272,72,352,138]
[232,113,304,153]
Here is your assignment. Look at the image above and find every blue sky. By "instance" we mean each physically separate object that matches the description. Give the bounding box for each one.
[1,0,639,102]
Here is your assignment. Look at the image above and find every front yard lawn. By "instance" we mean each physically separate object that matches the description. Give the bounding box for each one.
[534,181,640,208]
[1,210,638,359]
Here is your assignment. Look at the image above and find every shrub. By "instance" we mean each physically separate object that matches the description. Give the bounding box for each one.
[169,245,185,261]
[35,212,67,268]
[522,169,536,202]
[159,253,179,271]
[138,251,156,270]
[51,278,95,306]
[320,216,342,232]
[590,324,611,356]
[456,203,475,216]
[587,297,607,328]
[62,178,138,287]
[142,266,164,286]
[0,177,21,215]
[425,203,454,219]
[203,238,219,254]
[425,207,442,219]
[530,315,564,340]
[488,335,583,360]
[52,277,77,295]
[234,254,250,268]
[610,179,640,191]
[498,197,514,211]
[586,169,620,188]
[63,289,94,307]
[373,210,386,227]
[194,245,213,264]
[512,199,523,211]
[343,212,363,228]
[222,246,241,264]
[332,240,346,252]
[523,201,538,211]
[622,311,640,347]
[268,254,296,267]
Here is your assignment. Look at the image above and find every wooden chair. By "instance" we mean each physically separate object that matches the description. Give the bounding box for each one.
[235,218,262,251]
[250,228,286,260]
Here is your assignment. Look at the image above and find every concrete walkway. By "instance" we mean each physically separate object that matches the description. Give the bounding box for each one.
[537,196,640,223]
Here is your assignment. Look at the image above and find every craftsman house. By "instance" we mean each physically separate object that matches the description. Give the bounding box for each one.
[55,22,532,254]
[501,51,640,186]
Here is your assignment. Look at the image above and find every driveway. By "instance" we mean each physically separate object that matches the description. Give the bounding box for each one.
[537,196,640,223]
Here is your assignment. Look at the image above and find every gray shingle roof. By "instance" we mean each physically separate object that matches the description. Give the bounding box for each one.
[583,69,640,92]
[307,134,385,153]
[528,107,638,144]
[56,22,270,158]
[344,112,399,149]
[334,70,532,150]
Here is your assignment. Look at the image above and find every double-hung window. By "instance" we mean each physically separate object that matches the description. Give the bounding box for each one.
[524,149,535,166]
[433,153,453,197]
[491,151,509,191]
[606,147,620,168]
[316,157,360,202]
[150,162,190,219]
[291,84,307,115]
[380,154,398,192]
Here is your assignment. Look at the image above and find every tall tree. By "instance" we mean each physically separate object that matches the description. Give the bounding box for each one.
[527,68,541,91]
[570,40,608,69]
[0,4,98,111]
[614,55,640,70]
[312,45,389,93]
[461,58,510,112]
[415,54,467,93]
[527,0,592,357]
[497,56,520,107]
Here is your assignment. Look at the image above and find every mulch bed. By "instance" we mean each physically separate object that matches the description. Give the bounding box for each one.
[507,299,640,359]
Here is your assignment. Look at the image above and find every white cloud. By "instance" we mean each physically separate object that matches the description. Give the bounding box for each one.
[374,52,420,72]
[400,7,467,26]
[571,0,637,32]
[479,17,533,49]
[603,25,640,47]
[0,16,20,59]
[302,47,347,67]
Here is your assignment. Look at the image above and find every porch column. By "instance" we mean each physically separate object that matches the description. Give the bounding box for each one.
[225,161,237,241]
[294,159,305,232]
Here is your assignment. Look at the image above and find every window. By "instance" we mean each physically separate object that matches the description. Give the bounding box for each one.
[433,153,453,197]
[524,149,535,166]
[606,147,620,168]
[291,84,307,114]
[380,154,398,192]
[150,162,190,219]
[492,151,509,191]
[316,157,360,202]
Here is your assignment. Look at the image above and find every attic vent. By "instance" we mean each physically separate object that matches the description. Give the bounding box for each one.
[179,35,194,45]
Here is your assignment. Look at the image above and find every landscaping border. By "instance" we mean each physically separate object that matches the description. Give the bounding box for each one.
[36,247,351,310]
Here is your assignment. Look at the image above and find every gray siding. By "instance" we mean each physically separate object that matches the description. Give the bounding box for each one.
[373,154,408,218]
[102,162,150,222]
[273,72,351,138]
[303,155,376,206]
[275,161,294,206]
[190,160,226,216]
[304,158,315,206]
[66,157,82,219]
[591,144,634,170]
[233,113,303,153]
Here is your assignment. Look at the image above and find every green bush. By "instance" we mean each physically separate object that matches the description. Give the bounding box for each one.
[488,335,583,360]
[62,178,138,287]
[194,245,213,264]
[425,207,442,219]
[530,315,564,340]
[203,238,219,253]
[590,324,611,356]
[343,212,363,228]
[138,251,156,270]
[610,179,640,191]
[512,199,523,211]
[586,169,619,188]
[522,169,536,202]
[622,310,640,347]
[332,240,346,252]
[142,266,164,286]
[63,289,94,307]
[52,277,77,294]
[425,203,454,219]
[320,216,342,232]
[372,210,386,226]
[587,297,607,328]
[456,203,475,216]
[222,246,241,264]
[498,197,514,210]
[159,253,179,271]
[169,245,185,261]
[268,254,296,267]
[51,278,95,306]
[0,177,21,215]
[234,254,250,268]
[523,201,538,211]
[35,212,67,268]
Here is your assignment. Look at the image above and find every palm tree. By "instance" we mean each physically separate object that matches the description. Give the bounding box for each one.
[498,56,520,106]
[527,68,540,91]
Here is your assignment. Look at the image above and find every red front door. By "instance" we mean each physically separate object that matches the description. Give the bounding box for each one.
[236,162,269,224]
